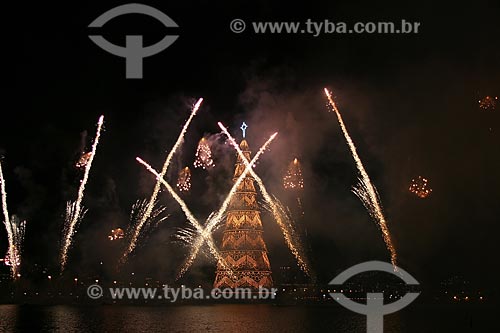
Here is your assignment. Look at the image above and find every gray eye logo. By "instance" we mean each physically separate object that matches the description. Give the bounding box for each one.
[329,261,420,333]
[88,3,179,79]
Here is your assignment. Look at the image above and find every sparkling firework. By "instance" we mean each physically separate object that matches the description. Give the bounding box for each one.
[176,167,192,192]
[219,123,312,276]
[177,132,278,279]
[478,95,497,111]
[409,176,432,198]
[108,228,125,241]
[76,152,92,169]
[193,137,215,169]
[135,157,236,279]
[0,162,26,278]
[324,88,397,267]
[60,115,104,271]
[122,98,203,262]
[125,199,168,247]
[283,158,304,190]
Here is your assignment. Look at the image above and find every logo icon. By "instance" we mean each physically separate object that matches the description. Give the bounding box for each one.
[329,261,420,333]
[88,3,179,79]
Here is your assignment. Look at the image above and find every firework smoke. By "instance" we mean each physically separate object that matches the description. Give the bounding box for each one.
[122,98,203,262]
[60,115,104,271]
[324,88,397,267]
[135,157,236,279]
[0,162,26,279]
[219,122,312,276]
[176,132,278,279]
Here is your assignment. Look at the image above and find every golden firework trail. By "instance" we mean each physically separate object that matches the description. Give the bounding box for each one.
[122,98,203,262]
[135,157,236,280]
[1,161,26,279]
[219,123,312,276]
[126,198,169,247]
[60,115,104,271]
[176,132,278,279]
[324,88,397,267]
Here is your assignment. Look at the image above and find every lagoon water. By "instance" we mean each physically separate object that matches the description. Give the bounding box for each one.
[0,303,495,332]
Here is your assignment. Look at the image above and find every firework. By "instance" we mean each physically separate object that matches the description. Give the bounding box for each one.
[262,196,310,272]
[176,132,278,279]
[283,158,304,190]
[324,88,397,267]
[177,167,192,192]
[122,98,203,262]
[76,152,92,169]
[409,176,432,198]
[478,95,497,111]
[125,199,168,248]
[0,162,26,279]
[135,157,236,279]
[108,228,125,241]
[60,115,104,271]
[193,137,215,169]
[219,123,312,276]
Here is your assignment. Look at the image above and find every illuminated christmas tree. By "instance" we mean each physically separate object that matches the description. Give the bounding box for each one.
[214,125,273,289]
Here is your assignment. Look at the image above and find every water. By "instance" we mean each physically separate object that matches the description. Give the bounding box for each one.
[0,304,495,332]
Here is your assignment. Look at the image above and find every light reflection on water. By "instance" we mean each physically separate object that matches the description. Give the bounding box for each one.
[0,304,494,332]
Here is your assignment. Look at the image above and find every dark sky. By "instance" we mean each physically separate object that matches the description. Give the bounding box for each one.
[2,1,499,286]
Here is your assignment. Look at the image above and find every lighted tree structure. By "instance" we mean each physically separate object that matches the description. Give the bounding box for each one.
[214,139,273,289]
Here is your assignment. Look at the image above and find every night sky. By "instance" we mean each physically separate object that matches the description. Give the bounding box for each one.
[2,1,499,287]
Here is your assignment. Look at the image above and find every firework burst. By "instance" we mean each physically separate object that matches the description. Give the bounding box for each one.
[409,176,432,198]
[122,98,203,262]
[108,228,125,241]
[177,167,192,192]
[283,158,304,190]
[0,161,27,279]
[124,199,168,249]
[60,115,104,271]
[135,157,236,280]
[324,88,398,268]
[193,137,215,169]
[478,95,497,111]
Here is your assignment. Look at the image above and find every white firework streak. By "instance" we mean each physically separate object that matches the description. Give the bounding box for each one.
[135,157,237,280]
[324,88,397,267]
[176,132,278,280]
[122,98,203,262]
[60,115,104,271]
[126,199,169,246]
[0,162,26,279]
[219,123,312,276]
